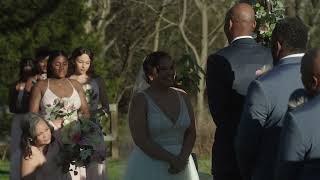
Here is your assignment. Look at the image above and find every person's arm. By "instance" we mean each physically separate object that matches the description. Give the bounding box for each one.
[96,77,111,116]
[206,54,233,126]
[25,76,36,93]
[129,93,176,164]
[8,83,18,113]
[29,81,42,113]
[21,155,39,180]
[276,113,305,180]
[178,92,196,162]
[70,79,90,118]
[168,91,196,173]
[235,80,269,179]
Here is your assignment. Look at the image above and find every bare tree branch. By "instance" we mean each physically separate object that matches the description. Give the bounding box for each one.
[116,85,134,104]
[311,2,320,25]
[208,21,224,46]
[179,0,200,64]
[97,0,111,30]
[153,0,169,51]
[100,37,117,59]
[194,0,203,10]
[144,23,175,49]
[129,0,178,25]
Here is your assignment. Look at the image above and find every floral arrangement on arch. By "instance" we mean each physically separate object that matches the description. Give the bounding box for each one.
[58,118,107,175]
[253,0,285,47]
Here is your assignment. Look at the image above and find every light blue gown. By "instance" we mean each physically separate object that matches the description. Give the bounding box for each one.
[124,90,199,180]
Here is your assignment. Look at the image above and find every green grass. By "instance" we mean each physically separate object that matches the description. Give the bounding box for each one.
[0,160,9,180]
[0,157,210,180]
[107,159,126,180]
[198,156,211,174]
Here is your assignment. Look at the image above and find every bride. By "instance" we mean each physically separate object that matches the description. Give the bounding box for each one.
[124,51,199,180]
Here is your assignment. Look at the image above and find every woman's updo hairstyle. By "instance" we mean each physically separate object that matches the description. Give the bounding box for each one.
[142,51,171,83]
[47,50,68,78]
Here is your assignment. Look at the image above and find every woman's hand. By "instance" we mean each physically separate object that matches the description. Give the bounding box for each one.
[16,82,26,91]
[168,156,188,174]
[52,118,64,129]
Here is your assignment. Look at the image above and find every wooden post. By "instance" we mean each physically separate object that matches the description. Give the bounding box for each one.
[109,104,119,159]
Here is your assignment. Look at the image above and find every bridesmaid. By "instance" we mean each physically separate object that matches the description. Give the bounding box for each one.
[29,50,90,128]
[69,47,109,180]
[8,58,35,180]
[25,49,50,92]
[69,47,111,119]
[20,113,71,180]
[29,50,90,179]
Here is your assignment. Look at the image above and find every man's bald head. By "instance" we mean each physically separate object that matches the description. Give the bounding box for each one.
[230,3,255,23]
[301,49,320,96]
[224,3,256,43]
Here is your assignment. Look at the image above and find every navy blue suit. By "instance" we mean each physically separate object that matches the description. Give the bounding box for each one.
[236,56,304,180]
[206,38,272,179]
[277,94,320,180]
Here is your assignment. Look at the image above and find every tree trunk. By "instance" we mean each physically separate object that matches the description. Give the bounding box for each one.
[285,0,297,17]
[195,0,208,126]
[153,0,168,51]
[196,73,206,125]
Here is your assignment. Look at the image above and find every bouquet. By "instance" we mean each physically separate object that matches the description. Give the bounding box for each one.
[58,118,107,175]
[45,98,78,125]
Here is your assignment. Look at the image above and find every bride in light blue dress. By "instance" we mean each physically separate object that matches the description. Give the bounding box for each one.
[124,51,199,180]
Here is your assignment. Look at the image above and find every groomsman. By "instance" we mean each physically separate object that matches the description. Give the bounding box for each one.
[276,49,320,180]
[236,17,308,180]
[206,3,272,180]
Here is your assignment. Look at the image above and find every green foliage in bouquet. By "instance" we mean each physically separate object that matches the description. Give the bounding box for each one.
[44,98,78,125]
[254,0,285,47]
[175,54,205,95]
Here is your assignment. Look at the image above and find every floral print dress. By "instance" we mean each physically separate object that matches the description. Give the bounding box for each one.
[40,79,81,126]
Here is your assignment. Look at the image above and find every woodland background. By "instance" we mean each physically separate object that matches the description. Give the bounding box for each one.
[1,1,320,178]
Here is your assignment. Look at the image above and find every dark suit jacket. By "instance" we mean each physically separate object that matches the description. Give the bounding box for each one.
[277,94,320,180]
[236,56,304,180]
[206,38,272,174]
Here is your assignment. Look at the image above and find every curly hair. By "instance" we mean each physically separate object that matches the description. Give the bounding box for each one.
[272,17,308,53]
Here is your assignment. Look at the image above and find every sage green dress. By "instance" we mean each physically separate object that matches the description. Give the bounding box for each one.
[124,90,199,180]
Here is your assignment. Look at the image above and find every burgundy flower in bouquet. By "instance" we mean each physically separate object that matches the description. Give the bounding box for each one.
[58,118,106,175]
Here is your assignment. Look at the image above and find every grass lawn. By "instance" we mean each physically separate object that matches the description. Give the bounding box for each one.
[0,156,211,180]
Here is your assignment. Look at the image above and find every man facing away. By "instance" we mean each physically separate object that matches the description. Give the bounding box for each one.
[206,3,272,180]
[235,17,308,180]
[276,48,320,180]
